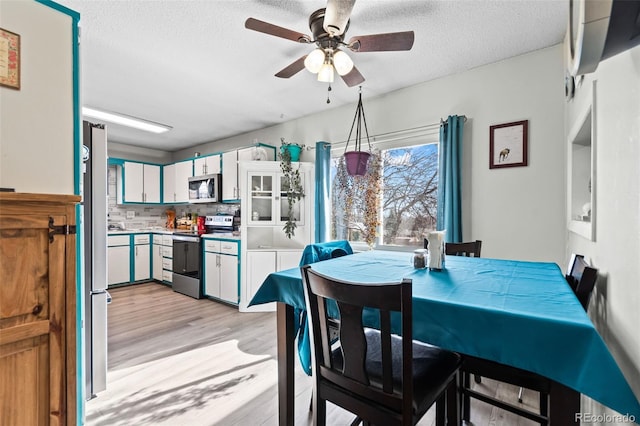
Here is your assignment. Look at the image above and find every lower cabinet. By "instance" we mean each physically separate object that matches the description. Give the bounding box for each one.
[152,235,163,281]
[152,234,173,283]
[133,234,150,281]
[243,249,302,312]
[108,233,155,286]
[108,235,130,285]
[203,239,239,305]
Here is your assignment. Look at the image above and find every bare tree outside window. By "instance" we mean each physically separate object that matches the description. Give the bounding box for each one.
[331,143,438,248]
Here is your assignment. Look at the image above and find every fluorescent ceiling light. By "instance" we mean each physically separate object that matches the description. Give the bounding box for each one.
[82,107,172,134]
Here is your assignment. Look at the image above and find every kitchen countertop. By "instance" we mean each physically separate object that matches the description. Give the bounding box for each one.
[108,229,240,241]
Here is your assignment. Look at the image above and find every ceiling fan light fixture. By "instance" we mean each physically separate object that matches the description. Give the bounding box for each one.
[304,48,325,73]
[333,50,354,76]
[317,60,335,83]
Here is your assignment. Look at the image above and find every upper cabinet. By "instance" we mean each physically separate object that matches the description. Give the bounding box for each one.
[222,150,240,202]
[222,145,276,203]
[117,161,161,204]
[194,154,221,176]
[162,160,194,204]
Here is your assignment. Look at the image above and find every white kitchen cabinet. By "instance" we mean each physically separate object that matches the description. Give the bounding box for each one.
[133,234,150,281]
[203,238,239,304]
[162,159,193,204]
[152,235,163,281]
[161,235,173,283]
[242,249,302,312]
[194,154,221,176]
[174,160,193,203]
[244,251,276,312]
[163,163,176,204]
[107,235,130,285]
[222,150,239,201]
[119,161,161,204]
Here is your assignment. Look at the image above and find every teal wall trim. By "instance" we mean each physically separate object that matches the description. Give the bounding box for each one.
[34,0,83,422]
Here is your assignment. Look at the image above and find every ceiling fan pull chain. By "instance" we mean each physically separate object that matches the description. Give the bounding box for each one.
[326,84,332,104]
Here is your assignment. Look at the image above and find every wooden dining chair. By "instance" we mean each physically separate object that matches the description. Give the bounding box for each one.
[445,240,482,257]
[460,255,599,425]
[301,265,461,426]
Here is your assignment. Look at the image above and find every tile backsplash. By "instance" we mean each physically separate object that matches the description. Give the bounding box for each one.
[107,165,239,229]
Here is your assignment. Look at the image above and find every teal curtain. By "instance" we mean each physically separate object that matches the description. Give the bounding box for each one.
[437,115,464,242]
[314,141,331,243]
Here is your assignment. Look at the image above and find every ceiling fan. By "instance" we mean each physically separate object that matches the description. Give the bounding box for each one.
[244,0,415,87]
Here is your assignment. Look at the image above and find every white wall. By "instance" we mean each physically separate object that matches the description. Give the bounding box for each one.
[178,45,566,264]
[0,1,76,194]
[566,45,640,421]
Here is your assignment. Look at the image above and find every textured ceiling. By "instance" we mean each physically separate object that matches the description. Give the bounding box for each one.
[56,0,568,152]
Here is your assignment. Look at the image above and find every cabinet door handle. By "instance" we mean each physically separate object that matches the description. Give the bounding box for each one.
[136,246,138,256]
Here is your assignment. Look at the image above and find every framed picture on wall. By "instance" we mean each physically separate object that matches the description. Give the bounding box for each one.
[489,120,528,169]
[0,27,20,90]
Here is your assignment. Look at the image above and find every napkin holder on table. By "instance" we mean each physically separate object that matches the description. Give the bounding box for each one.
[426,230,446,270]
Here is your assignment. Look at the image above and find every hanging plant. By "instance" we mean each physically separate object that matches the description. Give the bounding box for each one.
[343,87,372,176]
[331,150,382,248]
[361,150,382,247]
[279,138,305,238]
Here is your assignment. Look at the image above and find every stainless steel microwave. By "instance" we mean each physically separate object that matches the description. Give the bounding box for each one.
[188,174,221,203]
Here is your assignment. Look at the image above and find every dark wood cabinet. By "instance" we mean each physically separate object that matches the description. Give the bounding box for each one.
[0,193,79,426]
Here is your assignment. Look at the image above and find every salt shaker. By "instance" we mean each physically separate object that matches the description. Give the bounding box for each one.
[413,249,428,269]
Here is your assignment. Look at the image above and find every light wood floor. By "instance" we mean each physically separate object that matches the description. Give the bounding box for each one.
[86,282,541,426]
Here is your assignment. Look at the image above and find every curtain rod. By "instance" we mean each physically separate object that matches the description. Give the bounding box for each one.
[440,115,468,125]
[308,116,468,150]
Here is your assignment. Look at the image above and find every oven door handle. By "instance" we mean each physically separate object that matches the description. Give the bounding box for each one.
[172,235,200,243]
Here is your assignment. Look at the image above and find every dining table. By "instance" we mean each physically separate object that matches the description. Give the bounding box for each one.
[249,250,640,425]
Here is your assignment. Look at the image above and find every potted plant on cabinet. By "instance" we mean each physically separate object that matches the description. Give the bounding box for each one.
[279,137,305,162]
[279,138,305,238]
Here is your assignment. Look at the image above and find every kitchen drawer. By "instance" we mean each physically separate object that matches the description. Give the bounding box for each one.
[162,258,172,270]
[134,234,150,244]
[220,241,238,256]
[153,234,162,244]
[108,235,130,247]
[204,240,221,252]
[162,235,173,245]
[162,270,173,283]
[162,246,173,257]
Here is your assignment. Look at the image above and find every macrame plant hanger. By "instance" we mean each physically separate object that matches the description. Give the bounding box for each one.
[343,86,372,176]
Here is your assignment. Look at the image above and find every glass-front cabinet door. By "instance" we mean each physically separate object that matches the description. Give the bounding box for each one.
[247,172,275,225]
[246,171,305,227]
[278,173,304,225]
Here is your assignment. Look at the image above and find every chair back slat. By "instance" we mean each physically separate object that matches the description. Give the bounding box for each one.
[336,301,369,384]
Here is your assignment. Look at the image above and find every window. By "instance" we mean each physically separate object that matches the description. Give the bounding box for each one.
[331,142,439,250]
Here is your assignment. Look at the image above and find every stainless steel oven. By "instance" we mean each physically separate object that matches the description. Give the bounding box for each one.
[172,233,202,299]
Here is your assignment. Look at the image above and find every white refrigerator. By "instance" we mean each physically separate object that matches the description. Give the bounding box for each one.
[81,120,109,399]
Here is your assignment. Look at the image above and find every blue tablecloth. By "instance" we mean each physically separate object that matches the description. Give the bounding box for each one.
[249,250,640,419]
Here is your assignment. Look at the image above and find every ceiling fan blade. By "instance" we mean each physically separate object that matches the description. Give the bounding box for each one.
[245,18,311,43]
[275,55,308,79]
[340,66,365,87]
[348,31,415,52]
[323,0,356,36]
